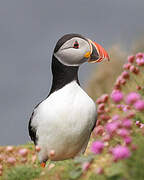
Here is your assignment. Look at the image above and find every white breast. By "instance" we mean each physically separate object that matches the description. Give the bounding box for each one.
[31,81,96,161]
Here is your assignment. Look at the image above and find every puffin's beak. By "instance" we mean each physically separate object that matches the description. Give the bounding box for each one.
[87,39,110,63]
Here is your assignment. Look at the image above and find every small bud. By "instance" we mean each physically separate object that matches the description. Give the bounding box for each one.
[82,162,90,172]
[131,144,137,151]
[95,167,104,174]
[18,148,28,157]
[6,146,14,153]
[136,86,141,90]
[123,63,131,70]
[7,157,16,165]
[128,55,135,63]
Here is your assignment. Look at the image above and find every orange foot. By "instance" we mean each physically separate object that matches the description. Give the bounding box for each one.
[41,162,46,168]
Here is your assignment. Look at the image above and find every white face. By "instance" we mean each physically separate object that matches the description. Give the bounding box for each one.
[54,37,91,66]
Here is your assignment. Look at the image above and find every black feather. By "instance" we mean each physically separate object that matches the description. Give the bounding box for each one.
[28,102,42,145]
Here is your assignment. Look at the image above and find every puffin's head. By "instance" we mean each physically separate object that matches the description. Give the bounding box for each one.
[53,33,109,66]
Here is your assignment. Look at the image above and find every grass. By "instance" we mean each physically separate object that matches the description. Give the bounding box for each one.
[3,165,41,180]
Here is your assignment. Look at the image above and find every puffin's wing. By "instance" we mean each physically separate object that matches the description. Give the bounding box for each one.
[28,102,41,145]
[28,111,37,145]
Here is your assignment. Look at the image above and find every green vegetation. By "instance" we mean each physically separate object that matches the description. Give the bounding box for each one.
[3,165,41,180]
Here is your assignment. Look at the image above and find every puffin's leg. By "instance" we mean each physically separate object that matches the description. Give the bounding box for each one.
[40,159,48,168]
[41,162,46,168]
[38,146,48,168]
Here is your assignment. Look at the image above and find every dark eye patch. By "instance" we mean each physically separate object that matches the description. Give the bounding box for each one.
[73,41,79,49]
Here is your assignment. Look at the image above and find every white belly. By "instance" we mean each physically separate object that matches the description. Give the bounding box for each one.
[31,81,96,161]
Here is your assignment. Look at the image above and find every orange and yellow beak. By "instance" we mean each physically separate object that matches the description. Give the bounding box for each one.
[85,39,110,63]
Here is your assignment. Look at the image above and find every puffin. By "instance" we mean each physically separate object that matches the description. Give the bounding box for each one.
[28,33,109,167]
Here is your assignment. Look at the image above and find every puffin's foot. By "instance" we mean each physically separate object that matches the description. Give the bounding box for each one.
[41,162,46,168]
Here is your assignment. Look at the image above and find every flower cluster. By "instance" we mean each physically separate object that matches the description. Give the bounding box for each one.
[0,145,41,176]
[91,52,144,166]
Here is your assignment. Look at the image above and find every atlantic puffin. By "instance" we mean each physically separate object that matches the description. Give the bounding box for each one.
[28,33,109,166]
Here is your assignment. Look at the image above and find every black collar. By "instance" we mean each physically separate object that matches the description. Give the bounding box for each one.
[48,55,79,96]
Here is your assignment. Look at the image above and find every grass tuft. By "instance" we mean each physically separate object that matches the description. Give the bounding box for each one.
[3,165,41,180]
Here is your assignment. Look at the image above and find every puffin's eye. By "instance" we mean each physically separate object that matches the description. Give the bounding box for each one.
[73,41,79,49]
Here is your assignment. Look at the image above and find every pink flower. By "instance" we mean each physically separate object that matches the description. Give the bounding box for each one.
[136,52,144,59]
[126,111,135,118]
[116,104,124,110]
[96,94,109,104]
[121,71,129,79]
[116,76,127,86]
[135,121,141,127]
[140,123,144,128]
[134,100,144,111]
[120,78,126,85]
[99,114,110,121]
[136,86,141,90]
[128,55,135,63]
[122,119,132,129]
[106,121,120,134]
[7,157,16,165]
[111,145,131,161]
[98,103,105,111]
[102,134,111,141]
[114,83,121,90]
[117,128,129,137]
[97,109,105,114]
[95,167,104,174]
[6,146,14,153]
[131,144,137,151]
[18,148,28,157]
[82,162,90,172]
[122,105,131,112]
[123,63,131,70]
[91,141,104,154]
[125,92,141,105]
[112,115,120,121]
[101,94,109,103]
[136,58,144,66]
[96,98,102,104]
[111,90,123,103]
[124,136,132,145]
[93,125,104,136]
[129,65,139,74]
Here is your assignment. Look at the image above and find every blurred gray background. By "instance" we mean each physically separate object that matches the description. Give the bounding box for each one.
[0,0,144,145]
